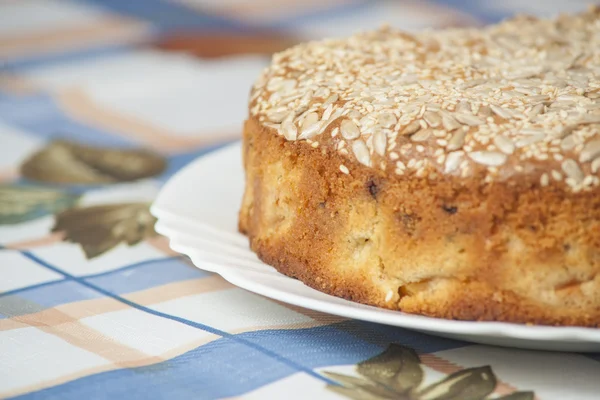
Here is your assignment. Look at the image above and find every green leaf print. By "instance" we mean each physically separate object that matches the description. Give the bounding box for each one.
[0,185,80,225]
[52,202,157,258]
[323,344,534,400]
[21,139,166,184]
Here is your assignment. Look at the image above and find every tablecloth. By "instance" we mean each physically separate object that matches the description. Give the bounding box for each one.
[1,1,600,399]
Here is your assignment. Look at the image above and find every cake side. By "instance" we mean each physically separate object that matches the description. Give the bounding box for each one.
[239,117,600,327]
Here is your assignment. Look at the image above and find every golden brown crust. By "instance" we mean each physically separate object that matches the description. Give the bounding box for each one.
[239,117,600,327]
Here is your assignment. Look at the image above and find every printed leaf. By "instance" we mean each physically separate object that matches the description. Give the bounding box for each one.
[323,372,401,399]
[416,366,497,400]
[0,185,80,225]
[327,383,408,400]
[21,139,166,184]
[52,202,157,259]
[357,344,424,394]
[496,392,535,400]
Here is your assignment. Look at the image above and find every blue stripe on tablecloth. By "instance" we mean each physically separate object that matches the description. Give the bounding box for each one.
[264,0,372,28]
[0,257,181,300]
[82,0,251,32]
[0,92,236,175]
[241,319,467,363]
[84,257,208,294]
[427,0,516,23]
[11,321,466,399]
[159,140,237,182]
[16,250,337,386]
[0,257,204,318]
[0,93,135,148]
[2,45,137,72]
[8,249,468,399]
[0,280,65,300]
[0,281,102,319]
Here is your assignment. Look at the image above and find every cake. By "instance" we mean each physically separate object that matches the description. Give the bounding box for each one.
[238,8,600,327]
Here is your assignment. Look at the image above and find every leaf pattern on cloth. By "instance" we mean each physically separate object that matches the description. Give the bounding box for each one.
[52,203,158,259]
[324,344,534,400]
[496,393,535,400]
[415,366,496,400]
[21,139,167,184]
[0,185,80,225]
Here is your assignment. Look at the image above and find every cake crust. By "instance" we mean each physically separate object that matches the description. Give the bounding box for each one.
[239,9,600,327]
[240,118,600,327]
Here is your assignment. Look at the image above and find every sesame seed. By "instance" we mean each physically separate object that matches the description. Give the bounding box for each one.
[562,159,584,184]
[339,164,350,174]
[540,173,550,187]
[468,151,508,167]
[385,290,394,302]
[251,10,600,189]
[352,140,371,167]
[340,119,361,140]
[551,170,563,181]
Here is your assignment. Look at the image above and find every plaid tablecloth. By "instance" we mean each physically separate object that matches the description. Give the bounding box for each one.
[1,1,600,399]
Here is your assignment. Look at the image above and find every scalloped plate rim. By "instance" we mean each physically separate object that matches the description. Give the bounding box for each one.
[151,142,600,352]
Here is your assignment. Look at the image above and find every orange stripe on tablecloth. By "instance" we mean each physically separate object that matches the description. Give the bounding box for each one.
[418,353,463,374]
[0,75,40,95]
[419,353,521,396]
[0,168,18,183]
[37,313,166,367]
[187,0,348,17]
[56,88,240,154]
[0,275,231,332]
[0,17,149,59]
[0,335,218,399]
[272,299,347,325]
[0,276,230,396]
[7,234,172,253]
[228,319,343,335]
[0,297,126,331]
[146,235,182,256]
[0,274,339,398]
[124,274,234,304]
[6,232,66,250]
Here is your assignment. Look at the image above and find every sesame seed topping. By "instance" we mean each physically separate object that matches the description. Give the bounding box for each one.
[402,120,422,136]
[562,159,584,184]
[339,164,350,174]
[385,290,394,303]
[580,140,600,163]
[250,8,600,191]
[468,151,508,167]
[340,119,361,140]
[352,140,371,167]
[540,173,550,187]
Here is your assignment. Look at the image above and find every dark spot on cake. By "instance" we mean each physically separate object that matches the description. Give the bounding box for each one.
[398,285,410,298]
[318,202,326,208]
[442,205,458,214]
[367,179,378,199]
[564,243,571,252]
[398,212,420,236]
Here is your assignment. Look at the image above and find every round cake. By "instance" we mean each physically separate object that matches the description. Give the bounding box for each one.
[238,8,600,327]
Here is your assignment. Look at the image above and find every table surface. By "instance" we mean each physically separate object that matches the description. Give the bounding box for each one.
[1,1,600,399]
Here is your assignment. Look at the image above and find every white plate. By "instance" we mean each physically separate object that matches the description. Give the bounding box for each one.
[151,142,600,352]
